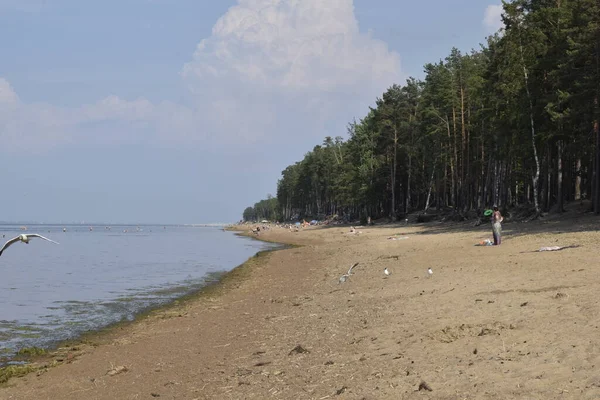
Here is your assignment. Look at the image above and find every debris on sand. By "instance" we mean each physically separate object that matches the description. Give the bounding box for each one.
[387,236,409,240]
[254,361,272,367]
[288,345,309,355]
[418,381,433,391]
[336,386,347,395]
[106,365,128,376]
[236,368,252,376]
[345,227,362,235]
[537,245,581,252]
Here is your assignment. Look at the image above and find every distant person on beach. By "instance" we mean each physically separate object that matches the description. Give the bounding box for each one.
[491,206,503,245]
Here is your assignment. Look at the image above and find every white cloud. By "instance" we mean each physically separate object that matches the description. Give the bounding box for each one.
[483,4,504,34]
[0,78,19,104]
[183,0,400,91]
[181,0,402,144]
[81,96,154,122]
[0,82,202,152]
[0,0,403,153]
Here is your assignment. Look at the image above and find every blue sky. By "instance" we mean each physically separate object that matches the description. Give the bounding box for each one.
[0,0,503,224]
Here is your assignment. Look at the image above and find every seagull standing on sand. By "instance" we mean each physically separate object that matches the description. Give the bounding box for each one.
[384,268,391,276]
[0,234,59,257]
[427,268,433,277]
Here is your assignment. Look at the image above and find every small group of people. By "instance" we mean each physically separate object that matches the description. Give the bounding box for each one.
[251,224,271,235]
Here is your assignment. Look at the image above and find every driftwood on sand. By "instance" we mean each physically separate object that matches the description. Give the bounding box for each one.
[537,245,581,252]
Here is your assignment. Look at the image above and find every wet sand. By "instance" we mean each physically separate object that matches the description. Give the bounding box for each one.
[1,213,600,399]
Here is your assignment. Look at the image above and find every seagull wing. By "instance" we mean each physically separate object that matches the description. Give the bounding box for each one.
[0,236,22,256]
[26,234,60,245]
[347,262,359,275]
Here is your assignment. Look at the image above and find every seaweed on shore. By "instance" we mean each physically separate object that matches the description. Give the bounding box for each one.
[16,347,47,357]
[0,364,38,385]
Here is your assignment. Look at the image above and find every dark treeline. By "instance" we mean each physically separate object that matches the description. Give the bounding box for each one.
[243,0,600,223]
[242,196,279,222]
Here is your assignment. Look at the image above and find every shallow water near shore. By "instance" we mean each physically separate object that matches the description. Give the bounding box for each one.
[0,224,278,361]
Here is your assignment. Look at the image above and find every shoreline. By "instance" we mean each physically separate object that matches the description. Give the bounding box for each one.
[1,215,600,398]
[0,228,290,384]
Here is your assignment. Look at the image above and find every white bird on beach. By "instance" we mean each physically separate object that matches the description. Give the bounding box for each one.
[427,268,433,277]
[384,267,391,276]
[0,234,59,257]
[338,263,360,284]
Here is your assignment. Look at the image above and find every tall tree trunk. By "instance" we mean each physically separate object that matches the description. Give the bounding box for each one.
[406,154,412,214]
[493,159,500,205]
[502,161,511,207]
[590,156,596,208]
[483,157,492,208]
[479,111,486,209]
[437,165,442,210]
[557,140,563,212]
[407,110,417,211]
[594,23,600,213]
[544,146,551,211]
[460,87,466,210]
[452,106,458,208]
[425,160,436,212]
[594,110,600,214]
[443,159,448,208]
[434,111,453,208]
[518,26,541,214]
[479,134,484,209]
[575,158,582,201]
[391,127,398,219]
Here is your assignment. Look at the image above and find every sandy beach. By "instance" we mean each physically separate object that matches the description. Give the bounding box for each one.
[2,212,600,399]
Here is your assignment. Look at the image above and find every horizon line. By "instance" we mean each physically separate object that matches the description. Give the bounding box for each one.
[0,221,233,227]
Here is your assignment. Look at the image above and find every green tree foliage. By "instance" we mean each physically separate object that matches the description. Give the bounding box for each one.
[242,195,279,222]
[242,207,256,222]
[244,0,600,221]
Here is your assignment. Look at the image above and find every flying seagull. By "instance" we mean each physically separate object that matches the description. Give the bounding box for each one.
[347,262,359,276]
[0,234,59,257]
[338,262,360,284]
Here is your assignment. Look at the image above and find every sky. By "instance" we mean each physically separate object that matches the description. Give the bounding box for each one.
[0,0,504,224]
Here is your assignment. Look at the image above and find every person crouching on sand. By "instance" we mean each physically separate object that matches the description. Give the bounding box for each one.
[491,206,503,245]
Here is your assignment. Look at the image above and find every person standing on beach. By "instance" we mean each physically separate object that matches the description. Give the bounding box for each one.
[491,206,503,245]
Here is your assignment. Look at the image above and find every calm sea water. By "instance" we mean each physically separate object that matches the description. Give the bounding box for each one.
[0,224,278,360]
